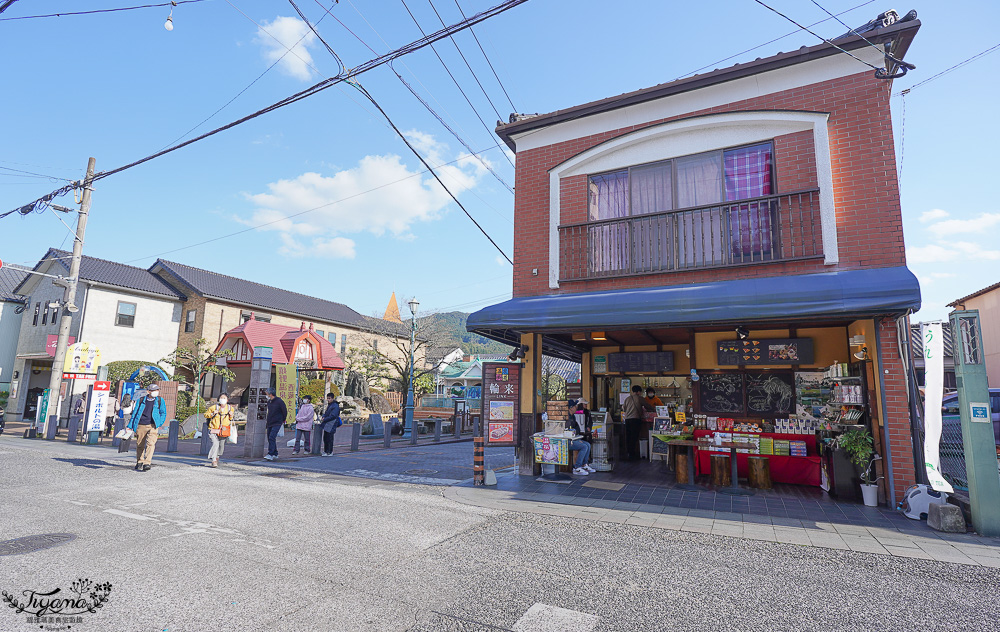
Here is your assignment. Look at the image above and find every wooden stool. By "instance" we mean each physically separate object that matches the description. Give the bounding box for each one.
[710,454,731,487]
[675,452,690,485]
[748,456,772,489]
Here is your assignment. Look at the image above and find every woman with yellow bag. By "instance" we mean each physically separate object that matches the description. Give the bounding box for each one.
[205,393,235,468]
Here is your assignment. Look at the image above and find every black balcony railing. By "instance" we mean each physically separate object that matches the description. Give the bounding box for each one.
[558,189,823,282]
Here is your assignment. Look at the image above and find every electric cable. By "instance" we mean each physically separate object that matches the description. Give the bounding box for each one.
[287,0,345,75]
[348,80,513,264]
[399,0,516,169]
[0,0,206,21]
[751,0,880,71]
[426,0,504,120]
[809,0,885,57]
[894,42,1000,95]
[451,0,517,112]
[0,166,73,181]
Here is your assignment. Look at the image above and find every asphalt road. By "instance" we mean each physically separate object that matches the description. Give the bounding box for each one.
[1,439,998,632]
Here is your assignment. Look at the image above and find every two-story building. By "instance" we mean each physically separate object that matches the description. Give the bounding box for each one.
[469,18,922,504]
[5,249,185,422]
[0,265,28,395]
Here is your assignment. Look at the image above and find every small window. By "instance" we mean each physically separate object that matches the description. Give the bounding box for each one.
[240,310,271,323]
[32,302,40,326]
[328,332,336,343]
[185,309,197,333]
[256,314,271,323]
[50,306,59,323]
[41,306,48,325]
[340,334,347,354]
[116,301,136,327]
[316,329,325,338]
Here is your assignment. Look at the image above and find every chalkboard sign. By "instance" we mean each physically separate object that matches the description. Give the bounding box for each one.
[717,338,814,366]
[699,373,744,414]
[607,351,674,373]
[745,372,795,415]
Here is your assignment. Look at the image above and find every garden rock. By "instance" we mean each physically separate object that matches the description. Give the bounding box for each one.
[927,502,966,533]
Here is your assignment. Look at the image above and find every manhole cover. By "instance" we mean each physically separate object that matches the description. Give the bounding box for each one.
[260,472,301,478]
[404,469,439,476]
[0,533,77,556]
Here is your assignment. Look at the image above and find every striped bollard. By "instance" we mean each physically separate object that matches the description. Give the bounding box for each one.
[473,436,485,486]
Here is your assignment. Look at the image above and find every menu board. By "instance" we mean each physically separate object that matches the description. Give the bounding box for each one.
[745,372,795,415]
[607,351,675,373]
[481,362,520,447]
[717,338,814,366]
[699,373,745,414]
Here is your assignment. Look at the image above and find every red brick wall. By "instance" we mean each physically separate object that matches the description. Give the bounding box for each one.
[878,318,917,502]
[511,70,904,297]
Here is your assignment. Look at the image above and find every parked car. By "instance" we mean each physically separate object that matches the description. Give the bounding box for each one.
[942,389,1000,446]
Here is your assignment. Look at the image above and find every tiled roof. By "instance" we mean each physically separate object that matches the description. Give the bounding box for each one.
[23,249,186,299]
[910,323,954,358]
[153,259,366,328]
[225,319,344,369]
[0,265,29,302]
[948,281,1000,307]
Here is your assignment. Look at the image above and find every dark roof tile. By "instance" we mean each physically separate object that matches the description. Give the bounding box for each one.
[45,249,186,299]
[0,265,29,302]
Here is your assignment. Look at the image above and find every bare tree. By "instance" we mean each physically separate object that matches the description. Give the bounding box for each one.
[540,356,567,402]
[343,346,391,391]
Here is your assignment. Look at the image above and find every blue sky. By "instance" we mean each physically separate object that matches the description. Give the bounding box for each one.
[1,0,997,322]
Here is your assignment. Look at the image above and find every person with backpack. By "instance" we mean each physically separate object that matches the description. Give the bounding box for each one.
[127,384,167,472]
[204,393,235,468]
[293,395,315,455]
[320,393,341,457]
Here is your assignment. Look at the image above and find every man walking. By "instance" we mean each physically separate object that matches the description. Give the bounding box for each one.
[128,384,167,472]
[622,384,650,461]
[320,393,341,457]
[264,387,287,461]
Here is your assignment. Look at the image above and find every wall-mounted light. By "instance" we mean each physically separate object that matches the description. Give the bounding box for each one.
[853,346,869,361]
[590,331,607,341]
[735,326,750,340]
[571,333,587,342]
[508,345,528,361]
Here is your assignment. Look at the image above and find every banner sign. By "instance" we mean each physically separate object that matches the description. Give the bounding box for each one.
[63,342,100,374]
[85,381,111,433]
[275,363,297,425]
[482,362,520,447]
[921,322,954,493]
[37,389,51,434]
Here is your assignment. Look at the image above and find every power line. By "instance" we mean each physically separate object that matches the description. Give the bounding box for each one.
[452,0,516,112]
[808,0,885,58]
[0,0,206,21]
[287,0,345,75]
[751,0,880,71]
[348,80,513,264]
[4,0,530,218]
[0,166,73,181]
[894,42,1000,95]
[426,0,504,120]
[399,0,516,169]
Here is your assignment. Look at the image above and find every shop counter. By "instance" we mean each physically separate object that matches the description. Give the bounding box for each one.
[692,430,821,487]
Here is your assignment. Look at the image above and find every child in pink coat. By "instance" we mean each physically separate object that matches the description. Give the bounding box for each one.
[293,395,315,454]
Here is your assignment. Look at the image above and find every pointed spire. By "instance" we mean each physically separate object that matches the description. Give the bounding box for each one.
[300,321,306,331]
[309,323,315,332]
[384,292,402,323]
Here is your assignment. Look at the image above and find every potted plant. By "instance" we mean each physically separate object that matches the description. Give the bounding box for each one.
[834,428,882,507]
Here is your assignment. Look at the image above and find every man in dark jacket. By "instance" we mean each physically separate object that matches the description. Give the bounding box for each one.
[264,387,287,461]
[320,393,341,457]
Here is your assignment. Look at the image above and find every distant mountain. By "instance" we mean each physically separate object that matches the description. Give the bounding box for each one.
[419,311,512,356]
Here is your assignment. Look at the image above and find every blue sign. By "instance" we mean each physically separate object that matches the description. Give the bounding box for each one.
[971,402,990,422]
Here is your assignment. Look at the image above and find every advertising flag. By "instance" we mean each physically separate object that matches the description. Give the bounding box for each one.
[922,322,954,493]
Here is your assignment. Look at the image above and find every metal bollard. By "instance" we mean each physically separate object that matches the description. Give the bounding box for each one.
[199,422,211,456]
[111,417,125,448]
[453,414,461,439]
[67,415,80,443]
[473,436,485,485]
[311,424,323,455]
[472,414,481,438]
[434,418,442,442]
[166,419,179,452]
[46,415,58,440]
[381,415,391,448]
[350,422,360,452]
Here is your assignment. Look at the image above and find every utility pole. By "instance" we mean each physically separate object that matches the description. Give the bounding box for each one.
[41,157,96,434]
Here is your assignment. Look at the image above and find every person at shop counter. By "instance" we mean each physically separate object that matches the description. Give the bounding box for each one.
[644,388,663,408]
[623,385,652,460]
[570,399,594,468]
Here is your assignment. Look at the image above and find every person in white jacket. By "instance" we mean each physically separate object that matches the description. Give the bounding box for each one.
[293,395,315,454]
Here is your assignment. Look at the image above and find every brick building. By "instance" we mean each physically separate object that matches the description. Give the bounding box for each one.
[469,18,922,503]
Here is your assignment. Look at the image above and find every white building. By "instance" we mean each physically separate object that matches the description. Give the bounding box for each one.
[5,249,185,422]
[0,266,28,394]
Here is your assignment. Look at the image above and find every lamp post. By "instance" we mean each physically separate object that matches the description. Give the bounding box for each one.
[406,297,419,445]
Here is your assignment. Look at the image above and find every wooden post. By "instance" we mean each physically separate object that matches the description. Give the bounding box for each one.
[748,456,772,489]
[711,454,731,487]
[675,452,690,484]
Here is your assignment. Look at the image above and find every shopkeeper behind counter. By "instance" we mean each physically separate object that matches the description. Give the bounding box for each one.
[644,387,663,408]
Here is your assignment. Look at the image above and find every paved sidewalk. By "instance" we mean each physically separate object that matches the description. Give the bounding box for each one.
[445,482,1000,567]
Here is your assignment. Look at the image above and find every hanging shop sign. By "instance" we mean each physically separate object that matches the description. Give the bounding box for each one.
[46,334,76,357]
[481,362,519,447]
[593,355,607,374]
[85,381,111,433]
[717,339,814,366]
[608,351,674,373]
[62,342,101,379]
[921,322,953,493]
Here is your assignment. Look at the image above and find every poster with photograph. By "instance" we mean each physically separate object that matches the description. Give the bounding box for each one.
[795,371,833,421]
[487,422,515,443]
[532,435,569,465]
[489,400,514,421]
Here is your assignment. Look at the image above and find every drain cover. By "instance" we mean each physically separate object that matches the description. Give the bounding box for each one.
[0,533,77,556]
[404,469,439,476]
[260,472,301,478]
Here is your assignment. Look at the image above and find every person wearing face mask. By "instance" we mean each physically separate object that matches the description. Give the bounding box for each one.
[204,393,235,468]
[127,384,167,472]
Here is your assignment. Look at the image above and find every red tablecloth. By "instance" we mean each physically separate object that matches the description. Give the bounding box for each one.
[692,430,821,487]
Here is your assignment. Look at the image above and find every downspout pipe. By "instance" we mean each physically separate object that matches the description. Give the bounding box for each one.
[874,316,897,503]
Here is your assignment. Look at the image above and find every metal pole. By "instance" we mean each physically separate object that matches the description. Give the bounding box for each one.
[407,309,417,445]
[42,157,96,432]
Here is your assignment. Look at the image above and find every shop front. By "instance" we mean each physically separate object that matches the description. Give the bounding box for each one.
[467,266,921,505]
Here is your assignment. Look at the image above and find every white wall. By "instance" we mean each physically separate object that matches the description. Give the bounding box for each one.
[0,301,24,389]
[78,285,182,367]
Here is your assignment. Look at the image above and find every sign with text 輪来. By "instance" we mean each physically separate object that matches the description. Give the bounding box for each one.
[481,362,520,447]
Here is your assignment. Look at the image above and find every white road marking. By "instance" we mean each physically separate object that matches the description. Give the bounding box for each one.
[104,508,159,521]
[512,603,599,632]
[341,468,460,486]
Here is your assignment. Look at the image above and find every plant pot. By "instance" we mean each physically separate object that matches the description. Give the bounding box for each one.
[861,483,879,507]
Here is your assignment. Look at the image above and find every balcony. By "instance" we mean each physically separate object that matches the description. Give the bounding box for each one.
[558,189,823,282]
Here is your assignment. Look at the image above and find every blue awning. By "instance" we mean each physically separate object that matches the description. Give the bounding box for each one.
[468,267,920,345]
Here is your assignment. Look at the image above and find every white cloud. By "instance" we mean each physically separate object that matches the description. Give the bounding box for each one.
[918,209,949,223]
[907,244,960,264]
[495,255,507,266]
[916,272,957,285]
[952,241,1000,260]
[929,212,1000,235]
[253,16,316,80]
[241,134,485,259]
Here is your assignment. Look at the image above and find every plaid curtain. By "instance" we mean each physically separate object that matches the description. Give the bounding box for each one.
[587,171,630,273]
[725,144,774,257]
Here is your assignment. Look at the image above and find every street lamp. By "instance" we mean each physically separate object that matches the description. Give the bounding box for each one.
[406,298,419,445]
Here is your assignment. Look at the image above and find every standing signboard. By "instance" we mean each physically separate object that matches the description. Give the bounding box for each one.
[37,389,50,434]
[244,347,273,458]
[85,381,111,433]
[275,364,297,425]
[481,362,519,447]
